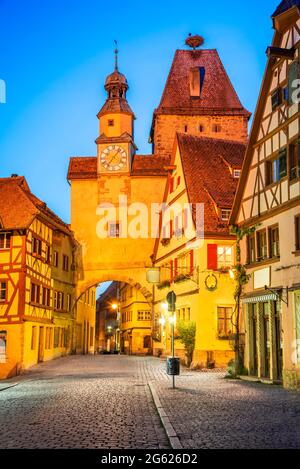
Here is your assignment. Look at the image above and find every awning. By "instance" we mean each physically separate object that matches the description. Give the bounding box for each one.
[242,293,278,304]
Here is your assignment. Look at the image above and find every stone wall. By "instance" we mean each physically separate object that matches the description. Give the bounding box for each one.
[153,114,249,158]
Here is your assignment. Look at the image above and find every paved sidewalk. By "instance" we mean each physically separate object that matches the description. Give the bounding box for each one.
[0,355,299,449]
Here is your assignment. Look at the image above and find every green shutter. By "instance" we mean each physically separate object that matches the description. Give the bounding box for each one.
[279,149,287,179]
[288,61,300,105]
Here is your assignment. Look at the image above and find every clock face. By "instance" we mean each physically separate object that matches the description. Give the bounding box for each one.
[100,145,127,171]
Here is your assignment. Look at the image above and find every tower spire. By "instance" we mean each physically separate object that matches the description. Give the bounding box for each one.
[114,40,118,71]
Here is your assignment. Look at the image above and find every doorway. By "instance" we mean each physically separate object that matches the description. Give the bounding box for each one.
[274,301,283,380]
[249,304,258,376]
[38,327,44,363]
[261,303,270,378]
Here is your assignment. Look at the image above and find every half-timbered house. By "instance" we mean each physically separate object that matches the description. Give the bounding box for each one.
[0,176,96,378]
[231,0,300,389]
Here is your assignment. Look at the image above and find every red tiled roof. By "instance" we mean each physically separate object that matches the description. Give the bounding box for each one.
[273,0,300,17]
[68,157,97,180]
[0,176,71,233]
[177,134,246,234]
[155,50,251,118]
[68,155,169,178]
[131,155,169,176]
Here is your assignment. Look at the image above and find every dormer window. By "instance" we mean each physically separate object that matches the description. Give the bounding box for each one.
[108,119,114,127]
[233,169,241,179]
[221,209,231,221]
[189,67,205,98]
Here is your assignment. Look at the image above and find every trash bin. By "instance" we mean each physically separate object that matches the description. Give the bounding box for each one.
[167,357,180,376]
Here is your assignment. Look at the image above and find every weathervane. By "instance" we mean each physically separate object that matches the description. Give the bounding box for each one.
[114,40,119,71]
[185,33,204,50]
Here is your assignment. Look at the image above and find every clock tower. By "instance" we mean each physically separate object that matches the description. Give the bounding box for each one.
[96,44,136,174]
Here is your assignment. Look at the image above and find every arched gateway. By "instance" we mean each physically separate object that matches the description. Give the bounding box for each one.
[68,48,168,304]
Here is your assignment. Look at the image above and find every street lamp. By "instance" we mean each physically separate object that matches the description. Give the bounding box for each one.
[111,302,121,354]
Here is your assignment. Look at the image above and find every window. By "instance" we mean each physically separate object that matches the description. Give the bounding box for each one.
[108,119,114,127]
[265,159,278,186]
[266,150,287,185]
[58,292,64,310]
[295,215,300,251]
[53,251,59,268]
[30,283,40,304]
[63,255,69,272]
[279,149,287,179]
[257,230,267,261]
[271,88,283,110]
[269,226,280,258]
[247,233,256,264]
[31,326,37,350]
[109,223,120,238]
[217,246,233,269]
[233,169,241,179]
[0,331,7,364]
[187,307,191,321]
[212,124,221,133]
[184,125,188,133]
[32,237,42,257]
[137,311,151,321]
[0,233,11,250]
[143,336,151,349]
[45,245,51,264]
[289,141,300,181]
[199,124,205,133]
[0,281,7,302]
[42,287,51,307]
[217,307,233,339]
[221,209,231,221]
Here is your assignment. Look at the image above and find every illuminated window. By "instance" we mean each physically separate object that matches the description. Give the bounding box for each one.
[217,307,233,339]
[233,170,241,179]
[217,246,233,269]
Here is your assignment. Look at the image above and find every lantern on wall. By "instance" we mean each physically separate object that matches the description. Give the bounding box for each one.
[146,268,161,284]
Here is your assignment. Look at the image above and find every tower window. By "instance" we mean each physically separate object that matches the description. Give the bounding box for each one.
[199,125,205,133]
[108,119,114,127]
[213,124,222,133]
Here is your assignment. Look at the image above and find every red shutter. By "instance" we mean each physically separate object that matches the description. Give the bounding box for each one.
[189,250,194,274]
[169,177,174,193]
[174,259,178,278]
[207,244,218,270]
[170,219,173,238]
[177,176,181,187]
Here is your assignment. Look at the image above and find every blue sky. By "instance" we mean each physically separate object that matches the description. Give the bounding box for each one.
[0,0,279,224]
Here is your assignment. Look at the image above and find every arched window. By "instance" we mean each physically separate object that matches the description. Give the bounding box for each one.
[0,331,7,363]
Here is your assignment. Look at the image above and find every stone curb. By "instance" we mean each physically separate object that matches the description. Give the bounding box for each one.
[0,383,19,392]
[148,381,183,450]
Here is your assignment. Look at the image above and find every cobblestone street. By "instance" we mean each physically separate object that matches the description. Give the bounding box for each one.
[0,356,299,449]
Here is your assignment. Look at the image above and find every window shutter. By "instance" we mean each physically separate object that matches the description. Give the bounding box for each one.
[170,219,173,238]
[207,244,218,270]
[297,139,300,178]
[170,260,174,282]
[169,177,174,193]
[189,250,194,274]
[288,61,300,105]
